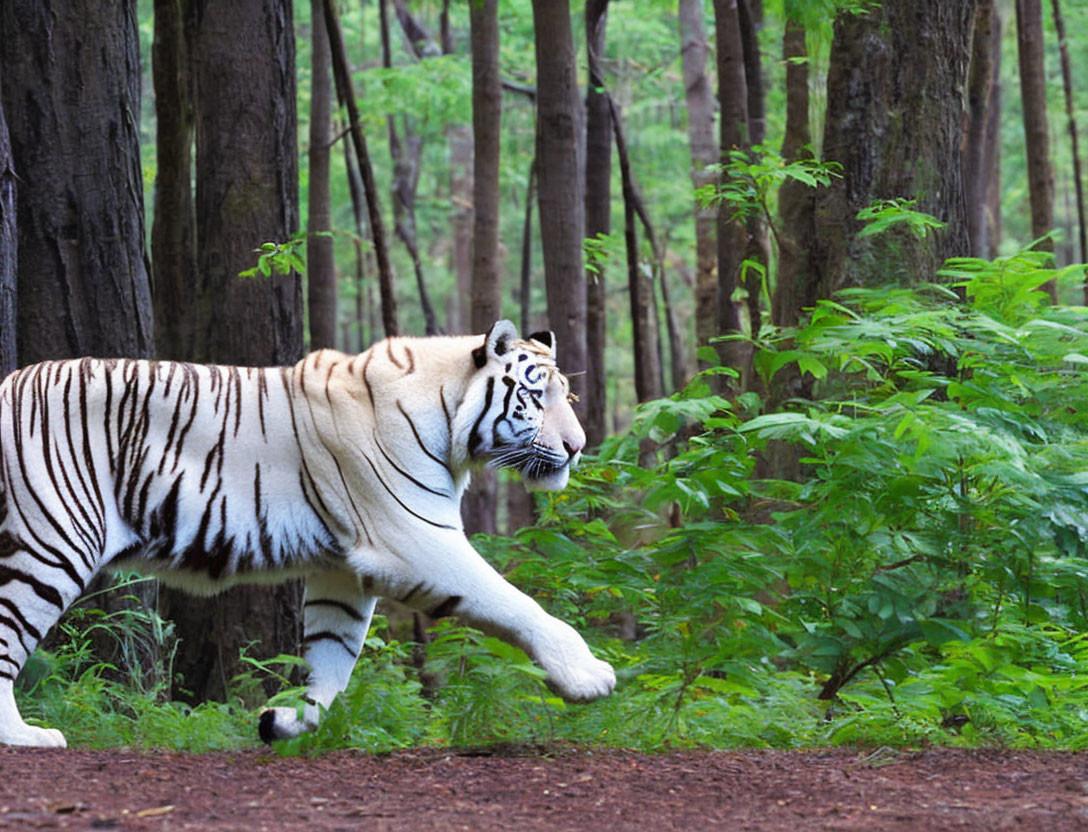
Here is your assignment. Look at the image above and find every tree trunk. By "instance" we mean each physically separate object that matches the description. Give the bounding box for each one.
[1050,0,1086,266]
[152,0,197,361]
[0,0,153,366]
[678,0,718,363]
[462,0,504,536]
[612,99,662,405]
[1015,0,1056,298]
[0,97,14,378]
[812,1,974,297]
[447,125,474,334]
[983,12,1004,260]
[965,0,997,259]
[520,158,538,336]
[162,0,304,706]
[772,20,816,327]
[584,0,610,449]
[1,0,157,678]
[532,0,587,412]
[713,0,749,380]
[325,0,399,336]
[341,119,375,350]
[308,0,337,350]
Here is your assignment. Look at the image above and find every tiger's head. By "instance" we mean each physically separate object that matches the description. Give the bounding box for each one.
[454,320,586,492]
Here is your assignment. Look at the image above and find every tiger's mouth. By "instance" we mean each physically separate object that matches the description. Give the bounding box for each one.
[484,443,570,481]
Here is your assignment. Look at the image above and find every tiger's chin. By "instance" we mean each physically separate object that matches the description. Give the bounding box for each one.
[519,461,572,492]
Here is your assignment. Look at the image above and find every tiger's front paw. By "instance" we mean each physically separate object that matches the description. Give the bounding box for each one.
[258,706,317,744]
[545,654,616,703]
[0,724,67,748]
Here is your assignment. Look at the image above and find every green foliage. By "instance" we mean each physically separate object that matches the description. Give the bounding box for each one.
[856,198,947,240]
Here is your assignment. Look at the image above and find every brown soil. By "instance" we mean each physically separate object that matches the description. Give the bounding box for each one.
[0,745,1085,831]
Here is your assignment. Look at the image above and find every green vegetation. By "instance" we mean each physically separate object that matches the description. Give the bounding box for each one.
[19,246,1088,752]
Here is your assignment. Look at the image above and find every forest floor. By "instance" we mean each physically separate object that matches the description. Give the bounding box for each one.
[0,745,1085,831]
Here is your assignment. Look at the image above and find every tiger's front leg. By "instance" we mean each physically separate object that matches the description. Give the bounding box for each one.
[367,533,615,704]
[259,569,376,742]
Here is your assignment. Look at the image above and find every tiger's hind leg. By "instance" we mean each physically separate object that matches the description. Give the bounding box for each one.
[259,569,376,742]
[0,535,89,747]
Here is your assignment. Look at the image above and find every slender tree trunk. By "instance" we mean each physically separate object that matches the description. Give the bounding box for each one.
[448,125,474,334]
[470,0,503,331]
[614,113,662,404]
[162,0,303,706]
[713,0,749,380]
[462,0,503,536]
[965,0,997,259]
[0,98,14,378]
[1050,0,1086,266]
[152,0,196,361]
[1015,0,1057,299]
[983,13,1004,260]
[584,0,611,449]
[813,1,974,297]
[308,0,337,349]
[678,0,718,363]
[520,158,538,336]
[325,0,398,336]
[532,0,587,412]
[341,118,374,350]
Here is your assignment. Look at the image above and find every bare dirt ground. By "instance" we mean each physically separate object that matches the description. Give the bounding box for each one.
[0,745,1085,831]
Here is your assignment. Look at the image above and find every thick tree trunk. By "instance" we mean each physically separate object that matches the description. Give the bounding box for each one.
[678,0,718,362]
[1015,0,1056,299]
[325,0,398,336]
[162,0,304,706]
[713,0,749,380]
[584,0,611,449]
[965,0,997,259]
[1050,0,1086,266]
[0,99,14,378]
[308,0,337,350]
[152,0,197,361]
[1,0,157,678]
[0,0,153,365]
[532,0,587,412]
[812,1,974,297]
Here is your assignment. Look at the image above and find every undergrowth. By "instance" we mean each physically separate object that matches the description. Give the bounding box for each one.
[16,246,1088,752]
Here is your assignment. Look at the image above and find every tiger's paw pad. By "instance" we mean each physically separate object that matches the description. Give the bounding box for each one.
[547,657,616,704]
[258,707,315,744]
[0,724,67,748]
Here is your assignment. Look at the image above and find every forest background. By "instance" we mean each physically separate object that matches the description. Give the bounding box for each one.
[1,0,1088,752]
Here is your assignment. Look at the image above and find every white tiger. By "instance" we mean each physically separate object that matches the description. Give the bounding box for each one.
[0,320,615,747]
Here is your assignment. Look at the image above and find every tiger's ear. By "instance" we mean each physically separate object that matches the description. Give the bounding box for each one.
[472,320,519,368]
[528,330,557,360]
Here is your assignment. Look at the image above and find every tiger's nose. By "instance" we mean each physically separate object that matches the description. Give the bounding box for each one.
[563,439,583,459]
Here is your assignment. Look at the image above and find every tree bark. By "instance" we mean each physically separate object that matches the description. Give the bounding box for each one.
[308,0,337,350]
[324,0,399,336]
[520,158,538,336]
[812,1,974,297]
[152,0,197,361]
[678,0,718,363]
[532,0,587,412]
[1050,0,1086,267]
[0,0,153,365]
[584,0,611,449]
[1015,0,1056,297]
[0,97,14,378]
[713,0,749,380]
[161,0,303,706]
